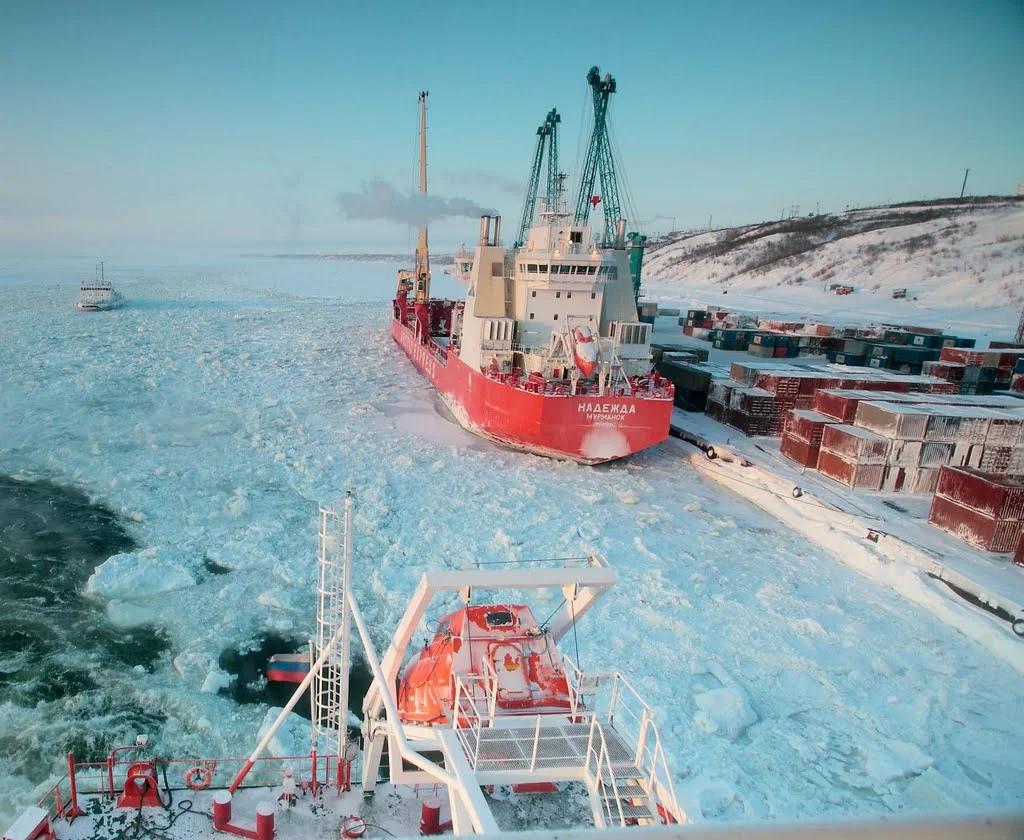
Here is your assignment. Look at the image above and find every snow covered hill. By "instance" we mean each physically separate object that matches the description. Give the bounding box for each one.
[642,198,1024,334]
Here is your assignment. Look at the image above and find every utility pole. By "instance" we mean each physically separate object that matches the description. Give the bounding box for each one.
[960,168,970,200]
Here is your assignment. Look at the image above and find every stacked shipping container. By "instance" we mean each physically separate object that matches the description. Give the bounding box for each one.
[928,467,1024,553]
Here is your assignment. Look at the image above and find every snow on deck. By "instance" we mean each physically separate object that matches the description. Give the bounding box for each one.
[0,258,1022,830]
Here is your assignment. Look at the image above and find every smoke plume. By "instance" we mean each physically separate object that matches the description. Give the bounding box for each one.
[337,179,498,227]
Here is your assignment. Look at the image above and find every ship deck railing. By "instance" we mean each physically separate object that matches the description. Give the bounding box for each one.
[481,364,675,400]
[448,660,682,821]
[32,749,347,825]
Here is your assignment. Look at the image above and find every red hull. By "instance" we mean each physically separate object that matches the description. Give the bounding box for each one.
[391,314,672,464]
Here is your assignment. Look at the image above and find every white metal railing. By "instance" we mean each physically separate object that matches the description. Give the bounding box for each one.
[564,658,684,826]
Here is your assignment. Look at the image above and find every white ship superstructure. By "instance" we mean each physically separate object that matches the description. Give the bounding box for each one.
[76,262,124,311]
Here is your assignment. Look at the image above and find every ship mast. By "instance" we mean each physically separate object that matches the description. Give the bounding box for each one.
[415,91,430,304]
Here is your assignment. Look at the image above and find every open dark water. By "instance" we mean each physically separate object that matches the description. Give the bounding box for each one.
[0,475,170,783]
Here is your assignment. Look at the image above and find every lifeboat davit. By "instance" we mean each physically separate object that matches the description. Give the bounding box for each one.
[571,326,598,377]
[396,604,573,725]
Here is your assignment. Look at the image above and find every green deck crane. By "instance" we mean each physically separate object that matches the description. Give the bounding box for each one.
[515,108,561,247]
[573,66,647,302]
[573,67,621,242]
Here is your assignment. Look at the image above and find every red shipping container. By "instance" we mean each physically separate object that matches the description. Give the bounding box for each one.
[772,346,788,358]
[813,390,862,423]
[780,432,820,467]
[817,450,885,490]
[928,494,1023,552]
[935,466,1024,521]
[940,348,986,366]
[784,409,838,445]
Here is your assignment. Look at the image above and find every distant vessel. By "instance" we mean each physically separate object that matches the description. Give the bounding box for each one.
[76,262,124,311]
[444,244,474,283]
[391,79,672,465]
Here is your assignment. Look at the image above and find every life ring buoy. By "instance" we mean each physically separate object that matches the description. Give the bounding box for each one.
[652,389,665,399]
[341,816,367,838]
[184,765,212,791]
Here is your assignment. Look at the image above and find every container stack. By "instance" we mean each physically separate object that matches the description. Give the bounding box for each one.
[680,308,758,340]
[928,467,1024,553]
[927,347,1024,395]
[780,410,839,467]
[705,361,960,438]
[779,389,1024,496]
[816,425,890,490]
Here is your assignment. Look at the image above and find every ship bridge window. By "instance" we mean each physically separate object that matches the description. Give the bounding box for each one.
[485,610,515,627]
[531,290,536,297]
[570,231,583,244]
[555,291,561,298]
[587,266,597,275]
[538,264,548,273]
[567,292,572,299]
[528,264,538,273]
[559,265,571,274]
[591,292,596,299]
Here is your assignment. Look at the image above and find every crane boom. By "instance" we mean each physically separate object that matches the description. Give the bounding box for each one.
[516,120,549,247]
[544,109,561,211]
[573,66,619,238]
[414,90,430,304]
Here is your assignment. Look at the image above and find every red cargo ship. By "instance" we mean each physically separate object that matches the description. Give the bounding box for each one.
[392,91,673,465]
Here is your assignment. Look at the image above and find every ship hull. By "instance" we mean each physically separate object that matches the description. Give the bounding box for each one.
[391,314,672,464]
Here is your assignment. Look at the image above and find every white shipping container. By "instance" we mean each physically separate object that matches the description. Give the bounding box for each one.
[951,441,984,469]
[854,401,931,441]
[888,439,923,467]
[1011,446,1024,475]
[882,465,906,492]
[925,414,961,442]
[907,467,941,494]
[919,441,956,468]
[985,409,1024,446]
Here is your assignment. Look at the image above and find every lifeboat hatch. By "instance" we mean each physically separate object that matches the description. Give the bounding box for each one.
[484,609,514,627]
[489,642,532,704]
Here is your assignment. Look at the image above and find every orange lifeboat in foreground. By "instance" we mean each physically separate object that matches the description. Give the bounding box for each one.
[397,604,573,725]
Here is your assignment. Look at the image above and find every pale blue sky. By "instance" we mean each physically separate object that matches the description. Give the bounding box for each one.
[1,0,1021,251]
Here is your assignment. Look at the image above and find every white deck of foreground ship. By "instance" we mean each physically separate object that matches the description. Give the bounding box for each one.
[669,408,1024,647]
[54,785,415,840]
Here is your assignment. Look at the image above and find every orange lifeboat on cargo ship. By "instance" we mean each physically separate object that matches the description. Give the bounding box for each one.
[397,604,573,725]
[570,325,599,377]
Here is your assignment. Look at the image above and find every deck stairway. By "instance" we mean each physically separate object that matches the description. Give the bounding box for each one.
[445,659,684,829]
